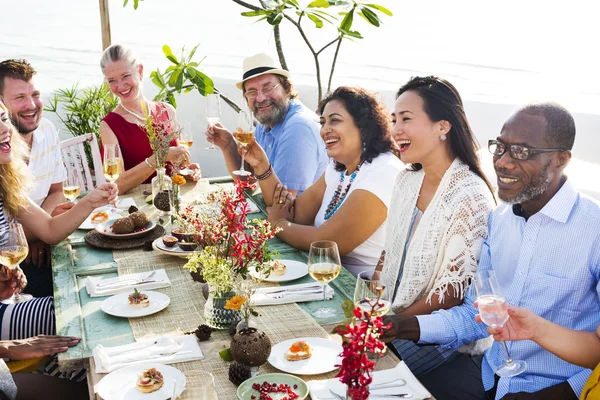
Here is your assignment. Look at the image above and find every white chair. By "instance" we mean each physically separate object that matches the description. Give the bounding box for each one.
[60,133,106,191]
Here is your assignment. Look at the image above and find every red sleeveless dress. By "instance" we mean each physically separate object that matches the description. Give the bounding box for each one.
[101,103,177,184]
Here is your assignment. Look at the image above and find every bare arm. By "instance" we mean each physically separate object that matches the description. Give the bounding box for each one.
[39,182,66,215]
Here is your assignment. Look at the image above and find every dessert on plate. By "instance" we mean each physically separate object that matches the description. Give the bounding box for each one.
[128,288,150,308]
[136,367,164,393]
[285,340,311,361]
[91,211,109,224]
[271,260,286,276]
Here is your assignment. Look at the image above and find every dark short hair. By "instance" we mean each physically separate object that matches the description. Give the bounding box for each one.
[0,59,37,95]
[516,102,576,151]
[397,76,495,197]
[318,86,397,172]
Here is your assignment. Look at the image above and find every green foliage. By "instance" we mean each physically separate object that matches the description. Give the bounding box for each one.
[44,83,118,169]
[122,0,143,10]
[150,44,215,108]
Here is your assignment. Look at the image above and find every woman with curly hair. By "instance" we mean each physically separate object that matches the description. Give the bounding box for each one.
[240,86,403,276]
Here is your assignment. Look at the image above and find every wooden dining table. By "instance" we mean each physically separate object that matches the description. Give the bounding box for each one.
[51,177,405,400]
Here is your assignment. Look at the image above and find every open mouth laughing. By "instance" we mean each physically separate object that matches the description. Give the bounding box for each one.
[398,139,411,153]
[0,135,12,153]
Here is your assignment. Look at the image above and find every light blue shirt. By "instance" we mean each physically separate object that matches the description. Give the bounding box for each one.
[417,179,600,399]
[254,99,328,193]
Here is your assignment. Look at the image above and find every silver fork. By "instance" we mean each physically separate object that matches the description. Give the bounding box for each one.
[96,270,156,288]
[266,289,324,299]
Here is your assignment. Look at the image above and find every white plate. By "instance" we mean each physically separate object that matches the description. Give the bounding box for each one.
[249,260,308,282]
[79,199,137,230]
[96,363,186,400]
[101,291,170,318]
[268,337,342,375]
[95,218,157,238]
[152,238,196,258]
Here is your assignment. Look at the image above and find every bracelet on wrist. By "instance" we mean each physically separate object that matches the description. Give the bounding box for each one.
[255,164,273,181]
[145,157,155,169]
[273,218,287,229]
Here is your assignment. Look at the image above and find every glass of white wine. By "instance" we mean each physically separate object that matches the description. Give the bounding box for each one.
[233,111,254,177]
[205,93,221,150]
[179,123,194,175]
[353,270,391,317]
[62,168,81,202]
[0,223,31,304]
[476,270,527,377]
[103,144,123,183]
[307,240,342,318]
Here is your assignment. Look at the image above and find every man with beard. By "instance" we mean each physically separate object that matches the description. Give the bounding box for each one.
[206,53,327,195]
[0,59,68,297]
[380,102,600,400]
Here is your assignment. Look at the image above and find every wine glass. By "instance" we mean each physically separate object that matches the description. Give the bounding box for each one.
[103,144,123,210]
[205,93,221,150]
[62,168,81,202]
[232,110,253,177]
[179,123,194,175]
[353,270,391,317]
[307,240,342,318]
[0,223,31,304]
[183,371,218,399]
[475,270,527,377]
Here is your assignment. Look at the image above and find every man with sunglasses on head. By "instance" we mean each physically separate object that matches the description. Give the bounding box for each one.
[381,102,600,400]
[206,53,327,195]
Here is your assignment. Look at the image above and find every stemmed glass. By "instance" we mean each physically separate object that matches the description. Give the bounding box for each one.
[63,168,81,202]
[308,240,342,318]
[103,144,123,210]
[205,93,221,150]
[353,270,391,317]
[179,123,194,175]
[0,223,31,304]
[232,111,253,177]
[475,270,527,377]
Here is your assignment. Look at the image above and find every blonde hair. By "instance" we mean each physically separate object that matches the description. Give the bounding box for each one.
[100,44,139,71]
[0,102,31,218]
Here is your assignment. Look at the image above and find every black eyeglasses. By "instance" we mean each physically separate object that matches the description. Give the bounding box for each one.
[488,140,566,161]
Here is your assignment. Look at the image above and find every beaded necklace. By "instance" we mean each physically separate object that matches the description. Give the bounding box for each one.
[324,162,363,220]
[120,100,147,121]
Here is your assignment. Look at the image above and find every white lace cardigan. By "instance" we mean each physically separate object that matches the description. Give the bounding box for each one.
[382,158,495,312]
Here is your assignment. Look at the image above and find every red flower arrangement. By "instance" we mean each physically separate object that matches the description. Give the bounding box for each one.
[336,288,391,400]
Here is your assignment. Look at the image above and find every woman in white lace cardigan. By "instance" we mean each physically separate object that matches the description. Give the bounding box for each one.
[377,76,496,377]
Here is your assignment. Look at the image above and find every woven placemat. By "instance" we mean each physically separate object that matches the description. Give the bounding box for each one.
[85,225,165,250]
[113,248,337,399]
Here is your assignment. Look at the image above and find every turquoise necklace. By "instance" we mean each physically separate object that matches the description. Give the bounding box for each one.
[324,162,363,220]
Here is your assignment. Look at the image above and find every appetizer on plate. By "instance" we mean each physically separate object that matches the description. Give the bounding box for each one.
[136,367,164,393]
[128,288,150,308]
[271,260,287,276]
[91,211,109,224]
[285,340,311,361]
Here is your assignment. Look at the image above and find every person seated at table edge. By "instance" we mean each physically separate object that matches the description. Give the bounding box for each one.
[205,52,328,196]
[239,86,403,276]
[99,44,201,194]
[381,102,600,400]
[376,76,497,377]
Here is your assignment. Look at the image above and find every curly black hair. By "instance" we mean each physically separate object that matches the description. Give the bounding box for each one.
[317,86,398,172]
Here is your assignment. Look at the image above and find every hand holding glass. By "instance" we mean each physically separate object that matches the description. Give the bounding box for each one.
[353,270,391,317]
[475,270,527,377]
[205,93,221,150]
[179,123,194,175]
[233,111,254,177]
[308,240,342,318]
[0,223,31,304]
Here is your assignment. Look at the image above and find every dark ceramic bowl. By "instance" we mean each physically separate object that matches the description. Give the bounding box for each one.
[171,227,186,242]
[162,235,178,248]
[179,242,198,251]
[183,233,197,243]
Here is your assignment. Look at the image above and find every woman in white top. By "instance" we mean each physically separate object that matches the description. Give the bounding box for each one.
[240,86,403,275]
[377,76,496,377]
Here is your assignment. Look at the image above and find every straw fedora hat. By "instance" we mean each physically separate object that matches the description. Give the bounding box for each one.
[236,53,291,90]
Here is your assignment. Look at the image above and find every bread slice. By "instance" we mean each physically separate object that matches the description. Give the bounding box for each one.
[136,368,164,393]
[272,260,287,276]
[128,289,150,308]
[285,340,311,361]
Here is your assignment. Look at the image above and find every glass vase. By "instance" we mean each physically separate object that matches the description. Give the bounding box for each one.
[204,290,241,329]
[170,183,181,223]
[151,167,172,215]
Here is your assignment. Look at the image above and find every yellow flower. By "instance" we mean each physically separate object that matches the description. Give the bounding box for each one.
[172,174,186,186]
[224,295,247,311]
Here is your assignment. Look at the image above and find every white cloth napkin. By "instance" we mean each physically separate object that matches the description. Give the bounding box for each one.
[85,269,171,297]
[308,361,432,400]
[250,282,334,306]
[93,335,203,374]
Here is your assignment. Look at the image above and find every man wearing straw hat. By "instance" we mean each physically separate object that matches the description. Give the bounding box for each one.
[206,52,328,195]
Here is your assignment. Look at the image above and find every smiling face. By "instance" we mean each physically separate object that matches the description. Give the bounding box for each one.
[319,99,362,168]
[244,74,289,128]
[103,60,143,104]
[493,111,564,208]
[1,77,43,134]
[0,104,14,164]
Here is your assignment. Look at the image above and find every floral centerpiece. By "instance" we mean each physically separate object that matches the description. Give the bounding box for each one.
[336,288,391,400]
[180,180,280,329]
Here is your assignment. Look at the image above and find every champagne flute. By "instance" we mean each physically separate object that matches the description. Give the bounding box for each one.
[62,168,81,202]
[205,93,221,150]
[475,270,527,377]
[307,240,342,318]
[179,123,194,175]
[103,144,123,210]
[353,270,391,317]
[232,111,253,178]
[0,223,31,304]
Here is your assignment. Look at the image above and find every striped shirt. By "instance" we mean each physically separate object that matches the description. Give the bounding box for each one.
[417,179,600,398]
[28,118,66,206]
